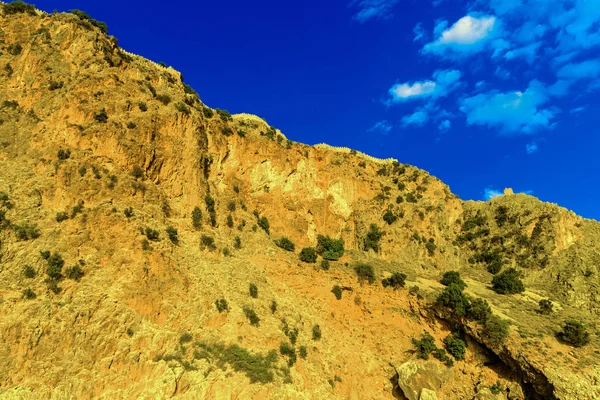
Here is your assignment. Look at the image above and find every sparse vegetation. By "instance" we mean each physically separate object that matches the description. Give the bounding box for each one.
[138,101,148,111]
[257,216,270,235]
[321,259,330,271]
[22,288,36,299]
[70,9,108,34]
[234,236,242,249]
[23,265,36,279]
[482,315,509,347]
[166,226,178,244]
[413,332,436,360]
[215,299,229,313]
[437,284,470,317]
[192,206,202,229]
[226,214,234,228]
[8,43,23,56]
[55,212,69,223]
[156,94,171,105]
[124,207,134,218]
[354,263,375,284]
[13,223,40,240]
[46,252,64,280]
[270,300,277,314]
[144,227,160,241]
[65,265,84,281]
[200,235,216,251]
[3,1,37,16]
[332,285,342,300]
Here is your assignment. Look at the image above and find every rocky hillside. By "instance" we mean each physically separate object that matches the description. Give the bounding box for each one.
[0,3,599,399]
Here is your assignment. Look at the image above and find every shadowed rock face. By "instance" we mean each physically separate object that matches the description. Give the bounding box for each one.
[0,4,600,399]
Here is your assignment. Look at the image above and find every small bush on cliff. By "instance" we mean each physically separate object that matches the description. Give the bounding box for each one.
[299,247,317,263]
[557,320,590,347]
[191,206,202,228]
[23,265,36,279]
[316,235,344,260]
[13,223,40,240]
[444,333,466,360]
[354,263,375,284]
[382,272,407,289]
[275,237,295,252]
[467,298,492,323]
[46,252,64,280]
[332,285,342,300]
[482,315,509,347]
[321,259,330,270]
[491,268,524,294]
[538,299,553,315]
[201,235,216,251]
[144,227,160,241]
[249,283,258,298]
[7,43,22,56]
[257,216,270,235]
[364,224,383,252]
[65,265,84,281]
[166,226,178,244]
[22,288,36,299]
[94,108,108,123]
[70,9,108,34]
[243,307,260,326]
[436,284,470,317]
[215,299,229,313]
[156,94,171,105]
[383,209,397,225]
[412,332,436,359]
[55,212,69,222]
[312,325,322,340]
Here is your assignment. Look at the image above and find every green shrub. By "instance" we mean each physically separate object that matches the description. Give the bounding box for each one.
[433,347,454,366]
[23,288,36,299]
[141,239,151,251]
[440,271,466,289]
[46,252,64,280]
[249,283,258,298]
[425,240,436,256]
[191,206,202,228]
[226,214,234,228]
[312,325,321,340]
[257,216,270,234]
[127,121,136,129]
[194,342,276,383]
[227,201,236,212]
[65,265,84,281]
[299,346,307,359]
[279,342,297,366]
[175,102,190,115]
[275,237,295,252]
[490,381,503,395]
[316,235,344,260]
[299,247,317,263]
[444,334,466,360]
[383,210,397,225]
[55,212,69,222]
[436,284,470,317]
[364,224,383,252]
[243,307,260,326]
[382,272,407,289]
[201,235,216,251]
[412,332,436,359]
[94,108,108,123]
[49,80,64,90]
[202,107,214,118]
[138,102,148,112]
[321,259,330,271]
[270,300,277,314]
[332,285,342,300]
[354,263,375,284]
[557,320,590,347]
[3,1,37,16]
[482,315,509,347]
[40,250,51,260]
[13,223,40,240]
[71,201,84,218]
[23,265,36,278]
[216,108,232,121]
[538,299,553,315]
[4,63,14,77]
[234,236,242,249]
[8,43,22,56]
[215,298,229,313]
[221,127,234,136]
[222,247,230,257]
[144,227,160,241]
[491,268,524,294]
[70,9,108,34]
[467,298,492,322]
[179,333,193,345]
[166,226,178,243]
[124,207,134,218]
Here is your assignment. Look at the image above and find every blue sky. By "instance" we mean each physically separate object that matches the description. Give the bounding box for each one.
[31,0,600,220]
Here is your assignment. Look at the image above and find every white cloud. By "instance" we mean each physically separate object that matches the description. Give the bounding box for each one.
[484,187,503,200]
[494,66,511,80]
[388,69,462,103]
[423,15,498,57]
[460,80,556,134]
[349,0,400,23]
[368,120,393,134]
[526,142,538,154]
[570,106,586,114]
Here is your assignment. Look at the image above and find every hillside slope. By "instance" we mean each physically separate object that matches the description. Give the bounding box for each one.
[0,4,599,399]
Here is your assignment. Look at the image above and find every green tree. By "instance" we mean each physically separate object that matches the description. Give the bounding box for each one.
[275,237,295,252]
[354,263,375,284]
[249,283,258,298]
[166,226,178,243]
[491,268,524,294]
[444,333,466,360]
[557,320,590,347]
[331,285,342,300]
[299,247,317,263]
[316,235,345,260]
[482,315,509,347]
[382,272,407,289]
[436,284,470,317]
[538,299,553,315]
[312,325,322,340]
[412,332,436,360]
[364,224,383,252]
[440,271,466,289]
[192,206,202,228]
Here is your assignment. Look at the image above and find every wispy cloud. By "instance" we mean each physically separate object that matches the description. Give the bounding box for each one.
[349,0,400,23]
[368,120,393,134]
[570,106,586,114]
[413,23,425,42]
[401,109,429,127]
[460,80,556,134]
[438,119,452,132]
[526,142,538,154]
[388,69,462,103]
[423,15,499,57]
[484,187,503,200]
[557,59,600,81]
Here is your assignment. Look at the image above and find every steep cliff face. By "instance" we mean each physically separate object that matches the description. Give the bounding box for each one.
[1,5,599,400]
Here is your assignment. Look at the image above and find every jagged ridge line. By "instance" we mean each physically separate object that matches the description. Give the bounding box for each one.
[313,144,398,165]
